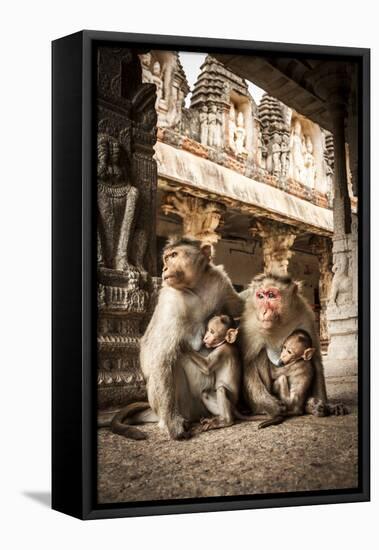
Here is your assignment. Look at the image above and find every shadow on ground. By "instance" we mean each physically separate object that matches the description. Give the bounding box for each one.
[22,491,51,508]
[97,377,358,504]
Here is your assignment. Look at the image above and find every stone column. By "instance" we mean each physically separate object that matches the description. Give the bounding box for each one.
[325,102,357,376]
[97,48,158,409]
[311,236,333,352]
[161,192,225,244]
[249,218,298,275]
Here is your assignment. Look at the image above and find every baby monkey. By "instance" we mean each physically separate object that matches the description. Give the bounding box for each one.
[188,314,244,431]
[259,329,315,429]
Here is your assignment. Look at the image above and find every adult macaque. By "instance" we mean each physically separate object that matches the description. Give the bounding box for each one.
[187,315,243,431]
[241,273,347,419]
[111,238,244,440]
[259,329,315,428]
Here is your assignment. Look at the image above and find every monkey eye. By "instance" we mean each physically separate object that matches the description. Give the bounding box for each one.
[170,252,177,258]
[268,291,275,299]
[257,293,264,299]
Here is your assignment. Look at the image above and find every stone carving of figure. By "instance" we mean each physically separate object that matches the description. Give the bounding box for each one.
[97,133,139,272]
[228,104,237,153]
[235,111,246,154]
[303,135,316,188]
[207,104,217,147]
[199,105,209,146]
[280,134,290,177]
[271,133,282,176]
[173,93,184,130]
[140,53,154,83]
[330,252,350,306]
[290,119,305,181]
[152,61,163,110]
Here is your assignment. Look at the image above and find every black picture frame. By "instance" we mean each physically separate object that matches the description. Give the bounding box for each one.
[52,30,370,520]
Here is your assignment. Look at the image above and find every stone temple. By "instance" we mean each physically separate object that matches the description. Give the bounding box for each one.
[96,48,358,409]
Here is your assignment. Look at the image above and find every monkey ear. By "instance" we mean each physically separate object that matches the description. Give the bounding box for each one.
[200,243,213,262]
[293,280,304,295]
[225,328,238,344]
[302,347,315,361]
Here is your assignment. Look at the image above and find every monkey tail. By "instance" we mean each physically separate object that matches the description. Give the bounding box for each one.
[233,408,272,422]
[111,402,151,440]
[258,415,285,429]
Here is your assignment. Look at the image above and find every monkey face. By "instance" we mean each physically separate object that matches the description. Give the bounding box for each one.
[203,318,228,348]
[162,243,211,290]
[254,286,282,329]
[280,335,315,365]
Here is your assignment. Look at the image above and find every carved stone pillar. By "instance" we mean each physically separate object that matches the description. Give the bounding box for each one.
[325,213,358,376]
[161,192,225,244]
[328,100,357,375]
[249,218,298,275]
[311,236,333,352]
[309,64,358,377]
[97,48,158,408]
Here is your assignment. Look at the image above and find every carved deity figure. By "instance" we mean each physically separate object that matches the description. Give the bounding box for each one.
[207,104,218,147]
[303,135,316,188]
[140,53,154,84]
[280,134,290,177]
[199,105,209,146]
[97,133,139,272]
[290,119,305,182]
[228,104,237,152]
[235,111,246,154]
[271,133,282,176]
[330,252,350,306]
[152,61,163,110]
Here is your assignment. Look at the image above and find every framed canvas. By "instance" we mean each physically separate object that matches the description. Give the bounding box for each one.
[52,30,370,520]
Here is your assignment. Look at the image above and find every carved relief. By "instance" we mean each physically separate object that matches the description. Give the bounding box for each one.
[258,94,291,178]
[162,192,225,244]
[250,218,298,275]
[235,112,247,155]
[97,133,139,272]
[330,251,350,307]
[97,47,158,408]
[311,236,333,349]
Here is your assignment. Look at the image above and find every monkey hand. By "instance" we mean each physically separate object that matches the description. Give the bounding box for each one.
[265,397,287,417]
[167,414,191,440]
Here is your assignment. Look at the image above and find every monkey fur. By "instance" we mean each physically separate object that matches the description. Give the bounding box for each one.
[241,273,348,424]
[111,238,244,440]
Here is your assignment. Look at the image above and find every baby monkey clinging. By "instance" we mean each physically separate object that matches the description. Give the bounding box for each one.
[188,314,242,431]
[259,329,315,429]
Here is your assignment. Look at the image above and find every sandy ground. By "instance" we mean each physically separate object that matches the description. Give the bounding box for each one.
[97,376,358,504]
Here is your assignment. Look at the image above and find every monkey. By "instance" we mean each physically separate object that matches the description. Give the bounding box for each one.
[258,329,315,428]
[240,272,348,421]
[186,314,248,431]
[110,237,245,440]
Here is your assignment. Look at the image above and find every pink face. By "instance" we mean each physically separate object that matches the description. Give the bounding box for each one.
[255,286,282,329]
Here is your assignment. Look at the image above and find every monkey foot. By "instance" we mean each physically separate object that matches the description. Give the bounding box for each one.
[265,400,287,417]
[167,416,191,440]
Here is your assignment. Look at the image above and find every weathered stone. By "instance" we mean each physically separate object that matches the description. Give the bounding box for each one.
[97,48,158,408]
[249,218,298,274]
[161,192,225,244]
